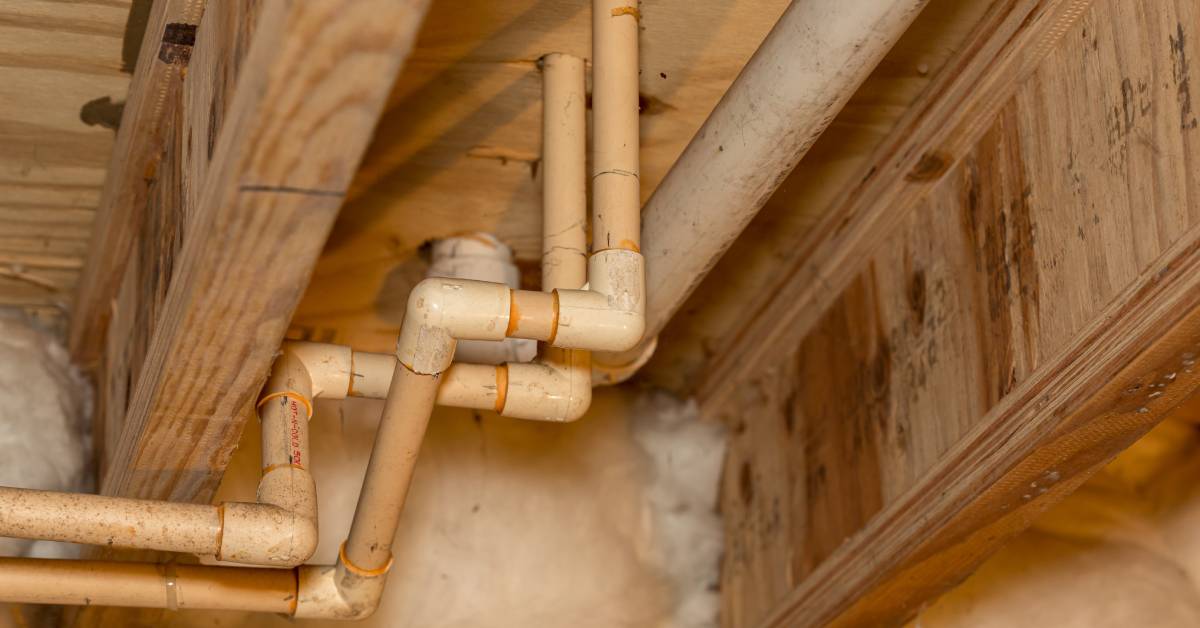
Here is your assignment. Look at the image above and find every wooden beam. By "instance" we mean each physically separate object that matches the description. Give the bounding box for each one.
[716,0,1200,624]
[98,0,431,503]
[68,0,205,367]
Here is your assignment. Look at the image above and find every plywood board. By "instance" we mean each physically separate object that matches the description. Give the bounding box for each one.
[0,0,133,329]
[719,0,1200,623]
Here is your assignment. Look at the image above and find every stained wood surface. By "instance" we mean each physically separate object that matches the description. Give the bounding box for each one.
[0,0,133,330]
[67,0,202,363]
[718,0,1200,624]
[9,0,996,391]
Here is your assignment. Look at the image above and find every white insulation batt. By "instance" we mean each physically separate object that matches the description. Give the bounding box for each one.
[172,388,726,628]
[0,314,91,559]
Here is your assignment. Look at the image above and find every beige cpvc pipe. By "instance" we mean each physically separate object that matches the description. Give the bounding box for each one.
[0,342,318,568]
[0,1,646,618]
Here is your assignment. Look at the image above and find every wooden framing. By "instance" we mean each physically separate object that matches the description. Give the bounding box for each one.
[68,0,204,368]
[64,7,429,628]
[714,0,1200,625]
[0,1,132,330]
[72,0,431,504]
[17,0,1199,624]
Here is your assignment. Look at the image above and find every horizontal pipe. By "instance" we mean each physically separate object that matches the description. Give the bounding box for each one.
[428,233,537,365]
[302,342,590,423]
[0,488,221,555]
[0,558,296,613]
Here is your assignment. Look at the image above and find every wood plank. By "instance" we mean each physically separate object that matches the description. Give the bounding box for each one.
[94,0,261,477]
[77,9,429,621]
[718,0,1200,624]
[67,0,202,363]
[100,0,431,504]
[0,0,130,319]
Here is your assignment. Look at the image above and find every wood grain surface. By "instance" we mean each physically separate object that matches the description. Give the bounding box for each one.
[718,0,1200,624]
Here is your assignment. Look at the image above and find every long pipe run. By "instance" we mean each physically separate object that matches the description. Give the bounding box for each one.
[609,0,929,365]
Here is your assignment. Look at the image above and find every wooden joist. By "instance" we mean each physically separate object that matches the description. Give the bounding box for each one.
[68,0,204,367]
[0,1,132,330]
[80,0,431,506]
[717,0,1200,625]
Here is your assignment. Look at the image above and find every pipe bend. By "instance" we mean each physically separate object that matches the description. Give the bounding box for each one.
[217,501,318,568]
[294,557,389,619]
[552,249,645,352]
[284,341,353,400]
[397,277,511,374]
[502,350,592,422]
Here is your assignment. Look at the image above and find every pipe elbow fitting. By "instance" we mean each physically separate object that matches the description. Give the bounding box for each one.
[552,249,645,352]
[294,556,389,619]
[397,278,512,374]
[216,502,318,568]
[502,350,592,422]
[218,466,319,567]
[283,341,353,400]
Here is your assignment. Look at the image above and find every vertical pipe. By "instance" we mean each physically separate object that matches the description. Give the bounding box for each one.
[542,52,592,402]
[591,0,641,252]
[343,364,441,570]
[542,52,589,288]
[258,348,315,510]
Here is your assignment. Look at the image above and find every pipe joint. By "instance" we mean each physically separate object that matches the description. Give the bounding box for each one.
[502,349,592,421]
[554,249,646,352]
[284,341,353,400]
[397,278,511,374]
[294,551,390,619]
[216,500,318,568]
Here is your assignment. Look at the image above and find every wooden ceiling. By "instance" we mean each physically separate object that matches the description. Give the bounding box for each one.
[0,0,133,330]
[288,0,792,350]
[0,0,998,394]
[284,0,1000,396]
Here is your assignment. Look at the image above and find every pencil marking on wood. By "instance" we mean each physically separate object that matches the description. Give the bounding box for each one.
[238,185,346,199]
[1170,23,1198,130]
